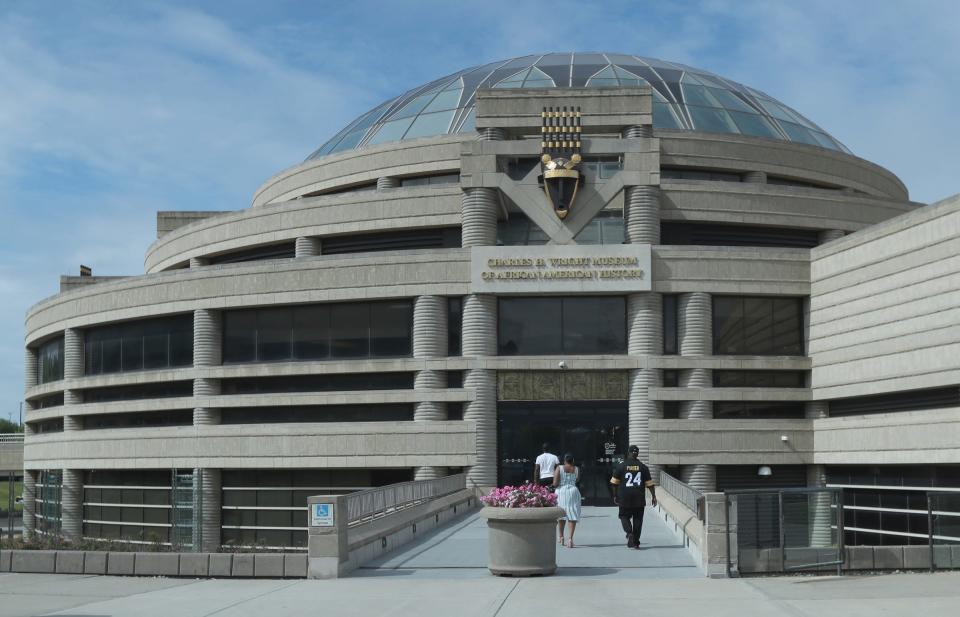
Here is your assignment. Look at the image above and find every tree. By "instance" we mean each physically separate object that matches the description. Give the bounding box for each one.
[0,418,22,433]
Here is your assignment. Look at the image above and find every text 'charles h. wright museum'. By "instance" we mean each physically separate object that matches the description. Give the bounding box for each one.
[22,53,960,551]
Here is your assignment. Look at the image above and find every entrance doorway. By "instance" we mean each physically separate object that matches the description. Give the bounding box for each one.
[497,402,628,506]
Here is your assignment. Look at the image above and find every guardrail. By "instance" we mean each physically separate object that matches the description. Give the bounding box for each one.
[659,470,704,517]
[0,434,24,444]
[346,473,466,526]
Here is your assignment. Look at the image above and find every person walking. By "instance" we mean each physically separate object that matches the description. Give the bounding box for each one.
[533,443,560,488]
[610,445,657,549]
[553,453,582,547]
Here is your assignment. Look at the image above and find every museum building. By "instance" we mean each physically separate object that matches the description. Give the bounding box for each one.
[22,53,960,551]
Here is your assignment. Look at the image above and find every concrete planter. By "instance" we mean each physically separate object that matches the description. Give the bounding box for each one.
[480,506,563,577]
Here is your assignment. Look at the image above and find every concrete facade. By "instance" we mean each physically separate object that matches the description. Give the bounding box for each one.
[21,63,960,551]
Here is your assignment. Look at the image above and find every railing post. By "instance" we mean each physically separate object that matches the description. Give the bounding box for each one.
[307,494,350,579]
[928,492,935,573]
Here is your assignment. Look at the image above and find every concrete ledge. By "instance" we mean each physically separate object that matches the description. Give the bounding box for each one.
[254,554,284,578]
[107,552,135,575]
[232,554,254,577]
[209,553,233,577]
[134,552,180,576]
[0,550,11,572]
[55,551,85,574]
[284,553,307,578]
[84,551,108,574]
[11,550,56,573]
[180,553,209,577]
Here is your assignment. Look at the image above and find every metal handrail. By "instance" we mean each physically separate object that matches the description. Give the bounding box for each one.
[346,473,466,526]
[659,470,704,515]
[0,434,24,444]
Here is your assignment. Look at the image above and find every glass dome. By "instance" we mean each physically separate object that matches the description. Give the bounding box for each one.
[307,52,849,160]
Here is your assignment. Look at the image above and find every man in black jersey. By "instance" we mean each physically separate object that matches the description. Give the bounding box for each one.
[610,445,657,548]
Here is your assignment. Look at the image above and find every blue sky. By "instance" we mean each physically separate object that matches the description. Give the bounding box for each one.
[1,0,958,419]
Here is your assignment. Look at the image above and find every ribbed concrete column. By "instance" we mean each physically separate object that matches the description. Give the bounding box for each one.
[743,170,767,184]
[463,369,497,489]
[193,309,222,426]
[64,328,83,380]
[629,368,662,481]
[807,464,832,547]
[478,127,507,141]
[681,464,716,492]
[627,293,662,355]
[462,295,497,357]
[24,346,39,390]
[461,188,498,248]
[22,470,37,540]
[189,257,209,268]
[61,468,83,542]
[818,229,845,244]
[622,125,653,139]
[413,296,449,479]
[679,369,712,419]
[295,236,321,258]
[377,176,400,190]
[625,186,660,245]
[199,468,221,552]
[678,292,712,356]
[63,415,82,431]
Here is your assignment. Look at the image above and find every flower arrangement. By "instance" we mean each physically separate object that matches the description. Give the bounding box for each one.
[480,484,558,508]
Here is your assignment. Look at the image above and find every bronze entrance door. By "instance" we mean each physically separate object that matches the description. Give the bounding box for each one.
[497,402,628,506]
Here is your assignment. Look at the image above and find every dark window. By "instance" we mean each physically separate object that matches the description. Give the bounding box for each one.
[207,242,296,265]
[573,211,625,245]
[713,296,803,356]
[447,403,464,420]
[84,315,193,375]
[82,381,193,403]
[33,393,64,409]
[399,173,459,187]
[663,295,678,354]
[302,182,377,198]
[767,176,839,190]
[220,373,413,394]
[498,297,626,355]
[220,405,414,424]
[82,410,193,429]
[713,371,806,388]
[829,386,960,417]
[31,418,64,433]
[660,222,820,248]
[496,213,549,246]
[37,337,65,384]
[321,228,461,255]
[447,297,462,356]
[661,167,742,182]
[223,301,412,363]
[713,402,805,419]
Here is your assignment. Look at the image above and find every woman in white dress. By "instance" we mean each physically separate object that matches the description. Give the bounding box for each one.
[553,453,582,547]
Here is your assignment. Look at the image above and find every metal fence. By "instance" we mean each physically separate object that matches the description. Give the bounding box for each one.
[928,490,960,571]
[346,473,466,526]
[659,471,704,518]
[726,487,844,576]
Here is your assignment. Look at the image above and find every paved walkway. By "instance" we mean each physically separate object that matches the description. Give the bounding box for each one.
[358,506,700,578]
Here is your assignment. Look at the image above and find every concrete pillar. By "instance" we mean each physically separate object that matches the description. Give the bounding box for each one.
[189,257,209,269]
[24,346,39,390]
[61,468,83,542]
[463,369,497,489]
[625,186,660,245]
[627,293,663,479]
[678,292,713,489]
[63,328,83,427]
[377,176,400,190]
[295,236,321,258]
[413,296,448,480]
[807,464,833,547]
[818,229,845,244]
[200,468,221,552]
[682,464,717,493]
[461,188,498,248]
[743,170,767,184]
[622,124,653,139]
[478,127,507,141]
[193,309,222,426]
[462,294,497,488]
[22,470,37,540]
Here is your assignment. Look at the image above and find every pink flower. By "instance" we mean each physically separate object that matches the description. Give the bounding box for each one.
[480,484,558,508]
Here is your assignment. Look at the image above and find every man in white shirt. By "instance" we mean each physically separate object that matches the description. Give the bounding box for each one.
[533,443,560,487]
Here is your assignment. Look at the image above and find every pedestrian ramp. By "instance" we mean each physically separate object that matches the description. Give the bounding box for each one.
[354,506,701,579]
